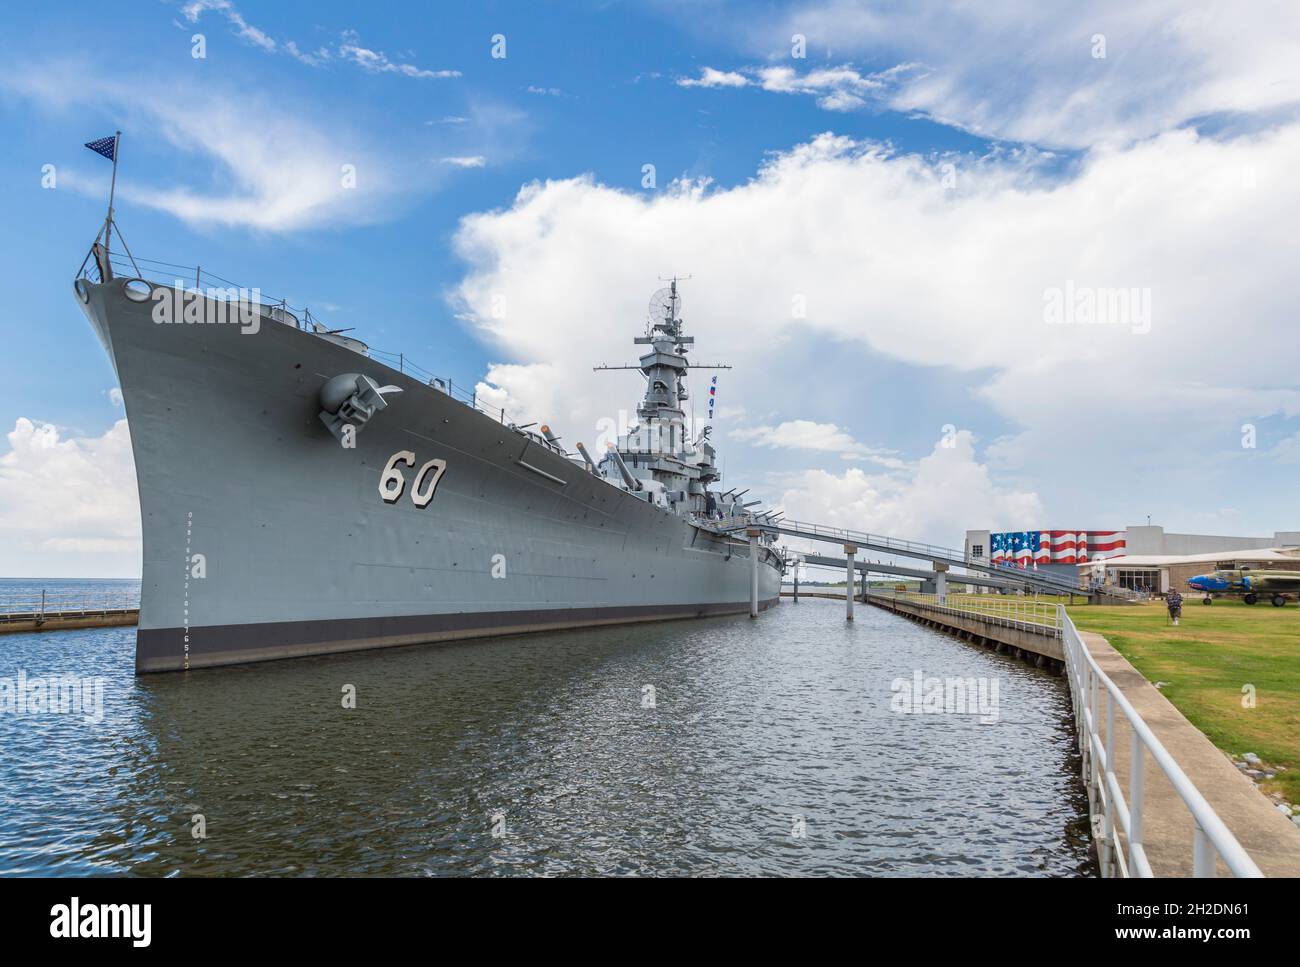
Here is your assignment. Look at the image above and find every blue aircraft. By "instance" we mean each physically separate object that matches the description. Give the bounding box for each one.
[1187,568,1300,606]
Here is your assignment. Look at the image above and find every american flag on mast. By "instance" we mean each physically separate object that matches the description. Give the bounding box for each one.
[990,530,1126,568]
[84,135,118,161]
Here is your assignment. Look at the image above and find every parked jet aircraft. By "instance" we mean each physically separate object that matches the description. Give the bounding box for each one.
[1187,568,1300,606]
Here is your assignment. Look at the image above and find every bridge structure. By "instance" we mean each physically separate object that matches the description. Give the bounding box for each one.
[695,514,1132,618]
[786,553,1087,621]
[794,552,1055,593]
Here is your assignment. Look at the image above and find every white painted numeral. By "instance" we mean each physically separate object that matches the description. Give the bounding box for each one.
[379,450,415,503]
[380,450,449,508]
[411,458,448,508]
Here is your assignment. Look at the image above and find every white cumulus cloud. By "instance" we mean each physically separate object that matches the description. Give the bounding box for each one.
[336,31,461,79]
[182,0,275,52]
[1,63,462,231]
[677,68,751,89]
[449,123,1300,534]
[677,63,908,112]
[0,419,140,576]
[750,0,1300,148]
[182,3,460,79]
[776,431,1042,548]
[732,420,903,466]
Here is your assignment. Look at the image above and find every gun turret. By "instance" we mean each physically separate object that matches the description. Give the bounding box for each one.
[608,447,641,491]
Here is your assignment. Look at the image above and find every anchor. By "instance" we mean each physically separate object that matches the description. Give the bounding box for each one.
[318,373,402,445]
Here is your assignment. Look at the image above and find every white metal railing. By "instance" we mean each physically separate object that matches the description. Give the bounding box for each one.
[775,518,965,561]
[866,589,1063,636]
[0,590,139,619]
[1060,608,1263,878]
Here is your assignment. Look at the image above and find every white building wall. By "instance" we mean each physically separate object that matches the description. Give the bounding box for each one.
[964,529,991,563]
[1124,526,1300,555]
[963,525,1299,595]
[963,530,991,593]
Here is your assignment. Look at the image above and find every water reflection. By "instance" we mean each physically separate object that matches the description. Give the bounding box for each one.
[0,599,1093,876]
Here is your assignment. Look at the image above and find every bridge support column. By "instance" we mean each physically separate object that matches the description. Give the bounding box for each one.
[844,544,857,620]
[793,568,799,603]
[933,561,949,605]
[747,527,761,618]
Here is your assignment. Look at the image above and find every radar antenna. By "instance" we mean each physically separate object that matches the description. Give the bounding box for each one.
[647,276,692,334]
[647,287,678,332]
[594,277,730,372]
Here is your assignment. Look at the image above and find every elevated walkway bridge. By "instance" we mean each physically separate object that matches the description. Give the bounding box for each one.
[793,552,1065,594]
[698,515,1133,603]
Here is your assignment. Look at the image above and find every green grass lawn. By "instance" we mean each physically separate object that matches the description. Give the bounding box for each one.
[1066,599,1300,803]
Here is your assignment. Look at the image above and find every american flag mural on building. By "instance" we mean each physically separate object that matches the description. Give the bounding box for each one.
[989,530,1126,568]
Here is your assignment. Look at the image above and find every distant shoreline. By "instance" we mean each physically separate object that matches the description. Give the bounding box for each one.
[0,576,140,581]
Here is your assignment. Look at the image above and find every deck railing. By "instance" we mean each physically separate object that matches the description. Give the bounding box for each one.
[76,248,532,431]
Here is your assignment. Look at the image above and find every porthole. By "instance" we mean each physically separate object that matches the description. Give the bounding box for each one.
[122,278,152,302]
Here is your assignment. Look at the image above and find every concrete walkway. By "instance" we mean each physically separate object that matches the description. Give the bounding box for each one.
[1081,630,1300,877]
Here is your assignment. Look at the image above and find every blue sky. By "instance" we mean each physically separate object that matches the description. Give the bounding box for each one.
[2,1,1299,576]
[1,0,992,435]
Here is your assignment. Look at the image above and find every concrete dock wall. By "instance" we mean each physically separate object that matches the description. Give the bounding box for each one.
[865,593,1064,671]
[0,610,138,634]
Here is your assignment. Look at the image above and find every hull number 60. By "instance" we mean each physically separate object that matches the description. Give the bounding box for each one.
[379,450,448,508]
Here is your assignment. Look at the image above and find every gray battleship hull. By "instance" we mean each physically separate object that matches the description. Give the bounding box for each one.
[77,277,782,672]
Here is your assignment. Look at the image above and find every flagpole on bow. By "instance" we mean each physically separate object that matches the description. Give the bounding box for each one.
[101,130,121,258]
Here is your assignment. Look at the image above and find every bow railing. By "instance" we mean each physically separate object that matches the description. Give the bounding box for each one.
[75,247,532,430]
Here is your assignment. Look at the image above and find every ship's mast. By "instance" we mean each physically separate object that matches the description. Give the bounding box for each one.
[634,278,691,434]
[591,279,732,514]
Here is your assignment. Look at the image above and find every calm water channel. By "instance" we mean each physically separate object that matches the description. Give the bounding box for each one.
[0,588,1094,876]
